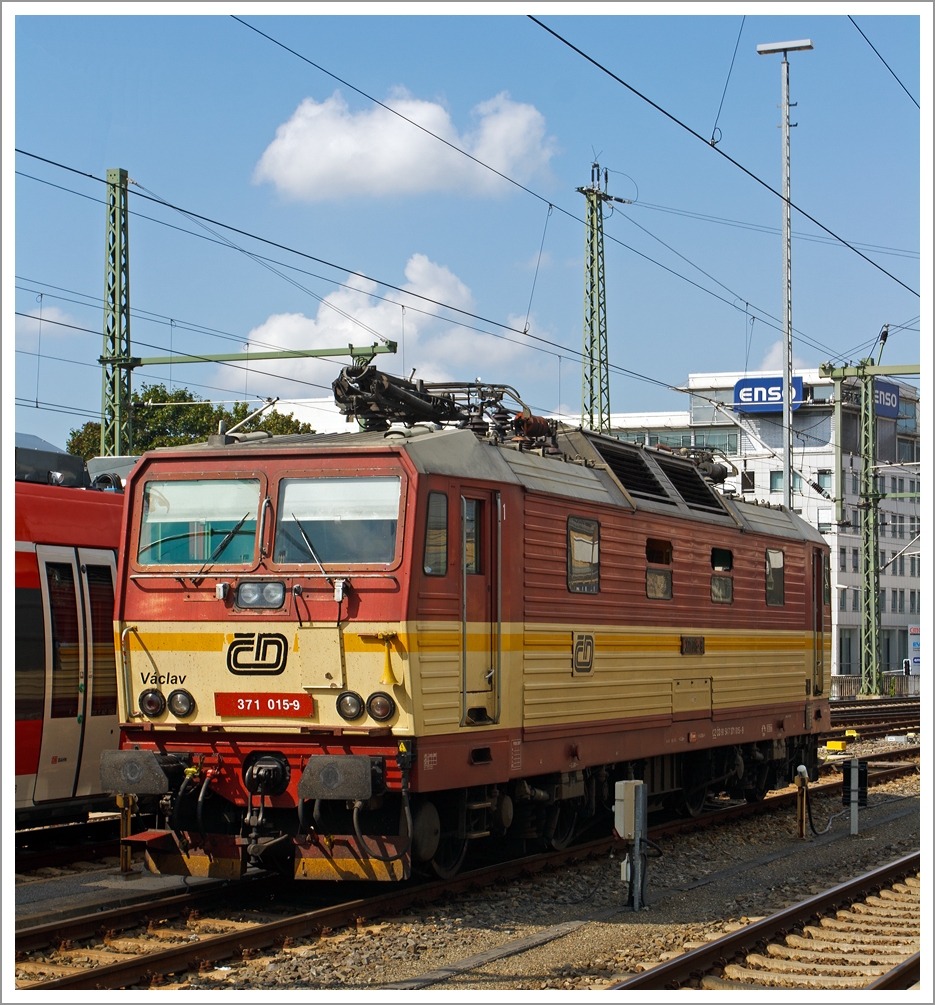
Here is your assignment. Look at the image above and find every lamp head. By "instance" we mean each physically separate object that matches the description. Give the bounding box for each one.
[757,40,814,56]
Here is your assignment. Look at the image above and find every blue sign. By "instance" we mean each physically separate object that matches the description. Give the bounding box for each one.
[912,656,920,665]
[733,376,803,413]
[874,380,900,418]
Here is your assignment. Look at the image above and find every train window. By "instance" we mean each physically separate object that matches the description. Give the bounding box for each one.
[276,477,401,565]
[463,499,481,574]
[86,566,118,716]
[646,538,672,600]
[711,548,733,571]
[139,479,260,565]
[711,575,733,604]
[766,549,785,606]
[823,553,831,607]
[47,564,81,719]
[567,516,600,594]
[646,568,672,600]
[423,492,448,576]
[15,587,45,721]
[646,539,672,564]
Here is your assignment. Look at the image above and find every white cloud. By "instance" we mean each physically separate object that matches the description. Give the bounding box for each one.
[759,339,809,371]
[231,254,550,400]
[15,305,84,347]
[254,89,555,200]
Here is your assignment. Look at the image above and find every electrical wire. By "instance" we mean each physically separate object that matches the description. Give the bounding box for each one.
[524,203,552,333]
[16,156,854,368]
[217,26,874,359]
[847,15,920,110]
[629,200,919,259]
[527,15,919,298]
[709,15,745,145]
[612,210,846,362]
[14,311,337,393]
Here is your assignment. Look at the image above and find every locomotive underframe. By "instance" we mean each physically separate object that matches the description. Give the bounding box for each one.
[112,712,823,881]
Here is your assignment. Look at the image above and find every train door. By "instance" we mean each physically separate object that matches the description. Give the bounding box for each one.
[74,548,119,796]
[812,548,828,696]
[33,546,86,802]
[460,489,501,725]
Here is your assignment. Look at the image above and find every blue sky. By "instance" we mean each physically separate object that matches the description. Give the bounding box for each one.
[9,8,926,449]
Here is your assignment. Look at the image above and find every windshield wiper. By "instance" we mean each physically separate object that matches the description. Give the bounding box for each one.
[291,512,332,583]
[197,512,251,577]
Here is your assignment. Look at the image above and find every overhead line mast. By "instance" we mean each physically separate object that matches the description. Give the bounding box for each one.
[577,163,630,432]
[100,168,132,456]
[95,168,396,456]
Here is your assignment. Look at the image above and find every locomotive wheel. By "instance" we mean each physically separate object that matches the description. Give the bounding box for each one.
[431,834,467,879]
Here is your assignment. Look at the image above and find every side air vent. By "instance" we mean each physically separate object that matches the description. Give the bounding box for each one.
[588,439,674,503]
[654,456,724,512]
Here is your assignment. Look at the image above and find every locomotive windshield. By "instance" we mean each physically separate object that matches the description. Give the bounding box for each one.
[274,476,400,565]
[138,479,260,566]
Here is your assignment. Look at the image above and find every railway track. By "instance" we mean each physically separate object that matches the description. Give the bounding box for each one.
[613,852,920,990]
[16,753,918,991]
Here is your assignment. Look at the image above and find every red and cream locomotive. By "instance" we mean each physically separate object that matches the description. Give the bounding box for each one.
[104,368,831,880]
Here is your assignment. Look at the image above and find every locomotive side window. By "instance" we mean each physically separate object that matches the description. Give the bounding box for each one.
[47,564,81,719]
[463,499,481,574]
[646,539,672,564]
[645,538,672,600]
[86,566,118,716]
[423,491,448,576]
[567,516,600,594]
[710,548,733,602]
[823,553,831,606]
[139,479,260,565]
[276,477,401,565]
[766,549,785,606]
[711,548,733,571]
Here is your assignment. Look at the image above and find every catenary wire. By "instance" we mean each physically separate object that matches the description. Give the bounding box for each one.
[847,15,920,110]
[14,312,338,393]
[221,24,883,356]
[629,200,919,259]
[17,176,909,427]
[527,15,919,298]
[709,15,745,145]
[18,168,878,370]
[15,157,852,367]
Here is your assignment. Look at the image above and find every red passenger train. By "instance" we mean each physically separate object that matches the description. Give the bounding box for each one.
[15,451,126,826]
[104,371,831,881]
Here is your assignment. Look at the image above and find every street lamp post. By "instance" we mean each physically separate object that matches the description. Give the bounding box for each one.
[757,38,813,511]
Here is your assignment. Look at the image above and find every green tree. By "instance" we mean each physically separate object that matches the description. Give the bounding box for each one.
[66,384,314,460]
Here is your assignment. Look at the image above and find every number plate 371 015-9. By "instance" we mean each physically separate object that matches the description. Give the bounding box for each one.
[214,693,314,717]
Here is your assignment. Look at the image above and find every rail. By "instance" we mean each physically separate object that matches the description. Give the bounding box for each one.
[612,852,921,990]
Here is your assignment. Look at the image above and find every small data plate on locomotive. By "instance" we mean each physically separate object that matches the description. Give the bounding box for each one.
[214,693,314,717]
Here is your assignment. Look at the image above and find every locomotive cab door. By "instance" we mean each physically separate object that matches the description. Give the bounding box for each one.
[33,546,86,802]
[460,490,501,725]
[74,549,119,796]
[812,548,828,697]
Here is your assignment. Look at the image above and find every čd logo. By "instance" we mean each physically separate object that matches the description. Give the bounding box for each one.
[573,632,595,675]
[227,633,288,675]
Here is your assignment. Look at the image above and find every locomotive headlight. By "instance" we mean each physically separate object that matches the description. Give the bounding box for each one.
[167,689,196,718]
[139,689,166,718]
[367,691,396,722]
[336,691,365,721]
[236,580,285,609]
